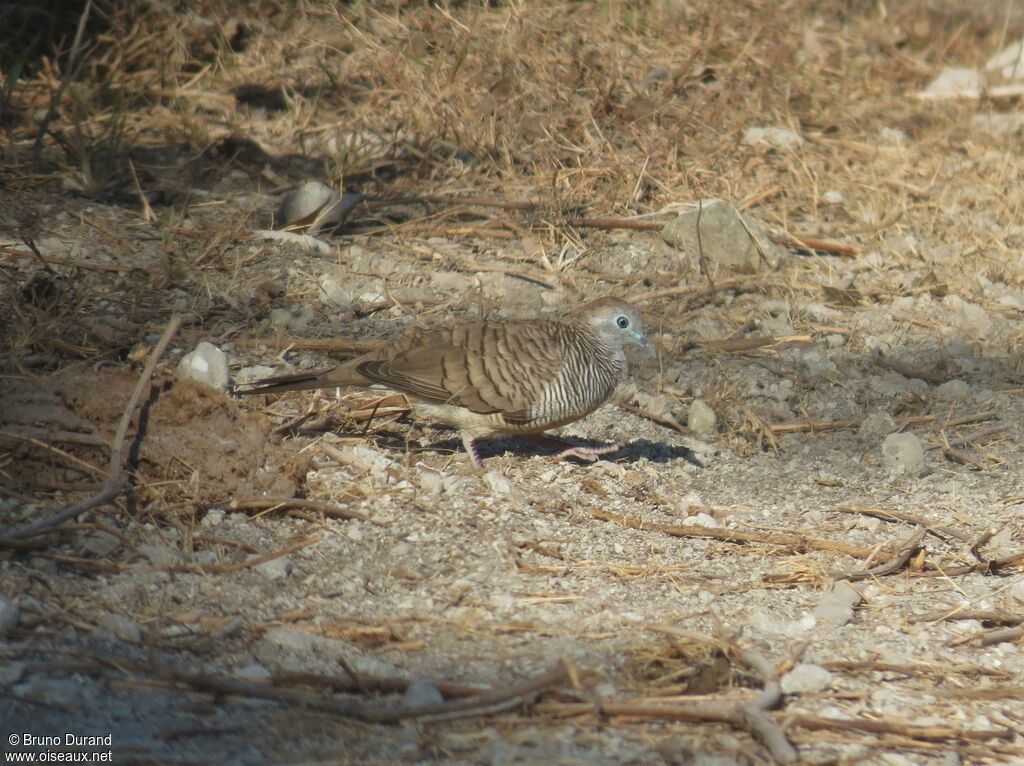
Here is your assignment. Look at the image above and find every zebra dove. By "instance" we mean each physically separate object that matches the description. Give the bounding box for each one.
[236,298,654,467]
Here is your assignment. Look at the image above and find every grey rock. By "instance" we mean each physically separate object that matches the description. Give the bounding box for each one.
[742,126,804,150]
[661,199,785,273]
[254,555,292,580]
[944,295,992,338]
[985,39,1024,77]
[924,67,984,97]
[0,594,21,634]
[483,470,513,495]
[0,660,26,685]
[137,543,180,566]
[96,612,143,642]
[402,679,444,708]
[934,379,970,400]
[200,508,226,526]
[687,512,719,528]
[176,341,229,391]
[687,399,717,435]
[879,126,909,145]
[780,663,833,694]
[79,530,120,557]
[350,655,400,678]
[268,305,314,332]
[14,675,101,707]
[261,627,319,653]
[317,273,354,308]
[236,662,272,682]
[813,580,862,626]
[858,411,896,439]
[882,432,926,477]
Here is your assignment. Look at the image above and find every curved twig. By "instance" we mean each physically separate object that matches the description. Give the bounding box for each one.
[4,315,182,540]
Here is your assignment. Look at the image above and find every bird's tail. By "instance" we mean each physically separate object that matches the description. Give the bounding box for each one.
[234,367,350,396]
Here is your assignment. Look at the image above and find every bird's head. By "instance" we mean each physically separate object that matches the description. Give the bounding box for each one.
[576,298,656,357]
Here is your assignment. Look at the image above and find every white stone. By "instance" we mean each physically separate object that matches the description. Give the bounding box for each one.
[483,470,513,495]
[822,190,844,204]
[96,612,143,642]
[813,580,862,626]
[417,469,445,496]
[943,295,992,338]
[201,508,226,526]
[934,379,970,400]
[254,556,292,580]
[687,512,719,528]
[858,411,896,439]
[176,341,229,390]
[687,399,717,434]
[402,679,444,708]
[236,663,272,682]
[317,273,353,308]
[879,127,909,145]
[985,39,1024,79]
[742,126,804,150]
[924,67,985,97]
[780,663,833,694]
[0,594,20,634]
[882,432,926,476]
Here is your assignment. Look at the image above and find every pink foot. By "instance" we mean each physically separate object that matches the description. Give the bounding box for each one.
[461,433,485,468]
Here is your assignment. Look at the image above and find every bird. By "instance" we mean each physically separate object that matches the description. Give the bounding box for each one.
[235,297,655,467]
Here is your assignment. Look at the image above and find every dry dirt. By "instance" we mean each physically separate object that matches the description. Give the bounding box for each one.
[4,2,1024,764]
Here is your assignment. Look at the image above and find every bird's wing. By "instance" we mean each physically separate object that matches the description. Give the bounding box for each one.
[356,322,566,421]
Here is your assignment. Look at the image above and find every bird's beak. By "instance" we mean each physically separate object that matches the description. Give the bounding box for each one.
[635,333,657,357]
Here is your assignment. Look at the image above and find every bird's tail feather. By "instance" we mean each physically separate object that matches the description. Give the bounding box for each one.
[234,369,340,396]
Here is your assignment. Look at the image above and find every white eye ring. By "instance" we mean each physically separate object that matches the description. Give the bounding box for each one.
[615,315,630,329]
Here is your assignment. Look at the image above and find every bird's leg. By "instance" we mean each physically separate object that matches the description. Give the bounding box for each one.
[461,432,485,469]
[524,433,620,463]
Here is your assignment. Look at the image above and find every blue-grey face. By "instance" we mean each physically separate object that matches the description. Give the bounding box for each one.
[584,300,657,357]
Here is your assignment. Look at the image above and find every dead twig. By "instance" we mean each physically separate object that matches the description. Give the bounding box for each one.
[830,528,925,582]
[83,652,569,723]
[833,506,970,543]
[789,713,1012,742]
[591,509,875,558]
[3,315,182,541]
[226,496,375,524]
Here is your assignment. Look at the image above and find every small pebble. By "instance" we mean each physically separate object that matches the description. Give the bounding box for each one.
[934,379,969,400]
[0,594,21,634]
[236,663,272,682]
[813,580,862,626]
[882,432,926,476]
[924,67,984,97]
[96,612,143,642]
[201,508,226,526]
[687,399,717,434]
[402,679,444,708]
[742,126,804,150]
[176,341,229,391]
[859,411,896,439]
[254,556,292,580]
[780,663,833,694]
[483,470,513,495]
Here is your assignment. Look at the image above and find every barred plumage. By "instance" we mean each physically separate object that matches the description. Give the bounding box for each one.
[236,298,654,467]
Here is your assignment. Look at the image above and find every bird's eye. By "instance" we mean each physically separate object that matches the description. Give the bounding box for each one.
[615,315,630,329]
